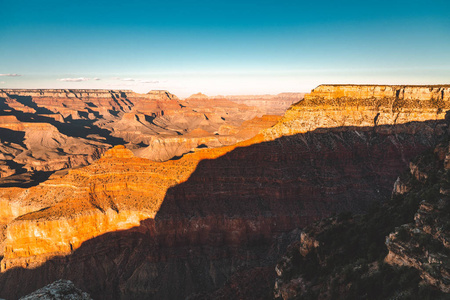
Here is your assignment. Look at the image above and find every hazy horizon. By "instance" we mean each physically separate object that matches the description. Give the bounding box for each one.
[1,0,449,97]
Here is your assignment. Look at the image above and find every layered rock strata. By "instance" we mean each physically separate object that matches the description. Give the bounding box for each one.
[0,85,449,299]
[0,89,278,179]
[264,84,450,139]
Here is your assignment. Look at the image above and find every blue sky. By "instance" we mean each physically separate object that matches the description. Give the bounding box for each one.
[1,0,449,97]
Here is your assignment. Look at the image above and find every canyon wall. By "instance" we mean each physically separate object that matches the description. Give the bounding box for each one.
[274,138,450,299]
[264,84,450,139]
[0,85,449,299]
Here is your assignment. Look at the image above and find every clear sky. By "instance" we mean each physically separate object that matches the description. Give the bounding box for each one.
[1,0,449,97]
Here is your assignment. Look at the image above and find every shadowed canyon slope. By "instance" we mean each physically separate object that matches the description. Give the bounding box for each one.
[274,139,450,299]
[1,85,450,299]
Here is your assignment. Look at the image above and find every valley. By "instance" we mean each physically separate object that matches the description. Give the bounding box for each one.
[0,85,449,299]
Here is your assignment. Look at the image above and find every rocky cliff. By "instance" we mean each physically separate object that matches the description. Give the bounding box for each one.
[264,84,450,140]
[0,85,449,299]
[384,141,450,293]
[273,139,450,299]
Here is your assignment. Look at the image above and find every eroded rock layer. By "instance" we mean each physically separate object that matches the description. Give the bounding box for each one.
[0,89,279,181]
[0,85,449,299]
[264,84,450,139]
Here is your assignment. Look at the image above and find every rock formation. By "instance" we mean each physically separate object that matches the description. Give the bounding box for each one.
[0,85,449,299]
[0,89,279,182]
[264,84,450,140]
[19,279,92,300]
[385,141,450,293]
[273,139,450,299]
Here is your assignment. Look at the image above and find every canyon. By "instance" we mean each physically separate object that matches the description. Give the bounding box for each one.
[0,89,298,182]
[0,85,450,299]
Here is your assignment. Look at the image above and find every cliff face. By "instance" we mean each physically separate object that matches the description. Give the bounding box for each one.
[0,85,449,299]
[273,137,450,300]
[305,84,450,100]
[0,145,198,271]
[264,85,450,139]
[385,142,450,293]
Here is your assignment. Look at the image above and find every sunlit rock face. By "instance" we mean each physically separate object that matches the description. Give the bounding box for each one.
[264,84,450,139]
[0,85,449,299]
[0,145,196,271]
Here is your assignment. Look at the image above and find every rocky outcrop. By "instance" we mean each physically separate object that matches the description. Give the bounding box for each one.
[19,279,92,300]
[0,116,108,177]
[274,137,450,299]
[385,143,450,293]
[0,145,198,271]
[0,89,134,119]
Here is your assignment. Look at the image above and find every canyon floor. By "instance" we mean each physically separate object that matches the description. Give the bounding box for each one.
[1,85,450,299]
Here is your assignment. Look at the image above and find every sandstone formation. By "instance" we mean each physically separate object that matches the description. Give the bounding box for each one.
[264,84,450,140]
[0,145,194,271]
[0,85,449,299]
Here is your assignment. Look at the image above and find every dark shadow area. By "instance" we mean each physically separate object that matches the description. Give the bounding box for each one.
[0,171,54,188]
[0,97,11,111]
[0,107,125,146]
[0,128,26,148]
[171,150,195,160]
[0,118,448,299]
[5,94,54,115]
[136,142,148,148]
[85,102,97,108]
[144,115,155,123]
[159,120,448,221]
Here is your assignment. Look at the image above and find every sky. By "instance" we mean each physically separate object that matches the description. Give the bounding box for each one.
[0,0,449,97]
